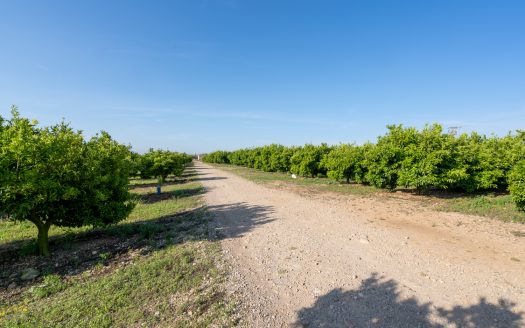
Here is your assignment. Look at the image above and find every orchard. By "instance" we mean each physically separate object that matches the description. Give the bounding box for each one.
[203,124,525,211]
[0,108,193,256]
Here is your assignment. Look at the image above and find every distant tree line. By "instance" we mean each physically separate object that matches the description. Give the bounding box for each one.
[202,124,525,211]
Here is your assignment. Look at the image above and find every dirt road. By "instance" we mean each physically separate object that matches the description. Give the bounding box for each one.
[195,162,525,327]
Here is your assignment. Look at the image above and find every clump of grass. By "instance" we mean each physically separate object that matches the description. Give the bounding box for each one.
[439,194,525,223]
[29,275,68,299]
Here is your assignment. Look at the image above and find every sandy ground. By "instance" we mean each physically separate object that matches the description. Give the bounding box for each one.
[195,162,525,328]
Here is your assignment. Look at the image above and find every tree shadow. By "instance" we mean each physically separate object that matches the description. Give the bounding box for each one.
[0,202,274,295]
[206,202,275,239]
[294,273,523,328]
[128,179,186,189]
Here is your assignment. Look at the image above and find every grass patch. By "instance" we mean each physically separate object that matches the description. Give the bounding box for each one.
[0,176,237,327]
[438,194,525,223]
[2,242,235,327]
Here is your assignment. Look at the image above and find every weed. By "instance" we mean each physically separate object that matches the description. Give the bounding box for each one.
[29,275,67,299]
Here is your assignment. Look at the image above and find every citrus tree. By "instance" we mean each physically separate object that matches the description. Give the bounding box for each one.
[509,160,525,211]
[322,144,365,183]
[138,149,192,193]
[0,107,135,256]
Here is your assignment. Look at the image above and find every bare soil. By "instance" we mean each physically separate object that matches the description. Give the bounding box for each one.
[196,162,525,327]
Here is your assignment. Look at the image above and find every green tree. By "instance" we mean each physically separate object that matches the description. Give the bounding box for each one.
[290,144,331,177]
[139,150,192,192]
[397,124,457,192]
[509,160,525,211]
[322,144,365,183]
[363,125,416,190]
[0,108,135,256]
[202,150,230,164]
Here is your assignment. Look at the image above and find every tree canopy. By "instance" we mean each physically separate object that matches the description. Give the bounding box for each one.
[0,107,135,256]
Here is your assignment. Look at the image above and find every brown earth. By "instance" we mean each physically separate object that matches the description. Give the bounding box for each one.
[196,162,525,328]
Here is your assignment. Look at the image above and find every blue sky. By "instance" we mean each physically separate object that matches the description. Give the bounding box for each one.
[1,0,524,153]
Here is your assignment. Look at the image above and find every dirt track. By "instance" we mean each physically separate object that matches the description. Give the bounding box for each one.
[196,162,525,327]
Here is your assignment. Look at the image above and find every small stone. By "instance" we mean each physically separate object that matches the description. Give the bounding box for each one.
[154,311,160,316]
[92,250,98,255]
[353,275,359,279]
[20,268,40,281]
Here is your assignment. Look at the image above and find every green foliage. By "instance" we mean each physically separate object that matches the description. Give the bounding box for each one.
[397,124,457,192]
[202,123,525,211]
[0,107,135,256]
[363,137,404,190]
[322,144,365,183]
[290,144,331,177]
[202,150,230,164]
[137,149,192,182]
[30,275,68,299]
[509,160,525,211]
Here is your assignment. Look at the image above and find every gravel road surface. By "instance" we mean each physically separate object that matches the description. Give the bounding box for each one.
[196,162,525,327]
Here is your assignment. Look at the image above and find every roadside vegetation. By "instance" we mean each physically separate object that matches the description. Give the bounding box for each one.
[0,108,235,326]
[0,176,236,327]
[203,124,525,221]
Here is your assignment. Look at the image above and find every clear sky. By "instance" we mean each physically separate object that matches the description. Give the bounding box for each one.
[1,1,524,153]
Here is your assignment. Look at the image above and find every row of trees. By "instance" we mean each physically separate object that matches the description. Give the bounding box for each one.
[132,149,193,182]
[0,108,193,256]
[202,124,525,211]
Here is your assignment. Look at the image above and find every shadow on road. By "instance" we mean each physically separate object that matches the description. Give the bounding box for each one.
[207,202,275,239]
[0,200,274,291]
[294,273,523,328]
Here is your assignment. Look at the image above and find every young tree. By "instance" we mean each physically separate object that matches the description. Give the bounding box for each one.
[139,150,192,193]
[0,108,135,256]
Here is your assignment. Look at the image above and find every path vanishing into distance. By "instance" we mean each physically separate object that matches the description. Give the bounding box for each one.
[194,162,525,327]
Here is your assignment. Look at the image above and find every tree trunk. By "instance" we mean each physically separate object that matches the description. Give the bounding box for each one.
[37,222,51,256]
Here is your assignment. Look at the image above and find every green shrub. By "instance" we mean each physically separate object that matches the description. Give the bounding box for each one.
[290,144,331,177]
[31,275,68,299]
[322,144,365,183]
[509,161,525,211]
[202,150,230,164]
[202,124,525,211]
[139,149,192,181]
[0,107,135,256]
